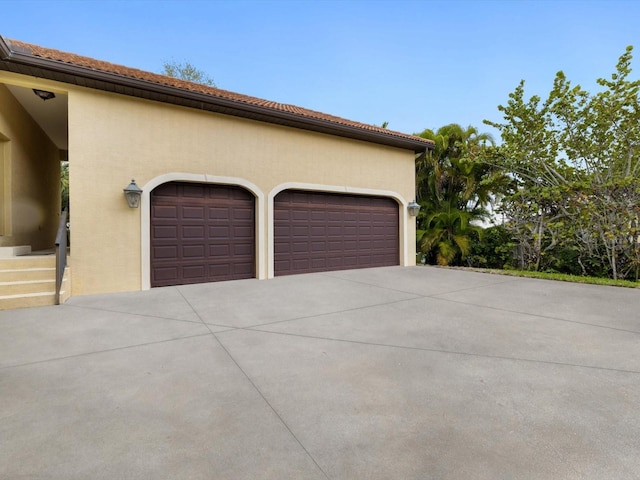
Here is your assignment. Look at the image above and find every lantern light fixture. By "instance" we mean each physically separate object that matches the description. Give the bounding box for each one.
[407,201,421,217]
[123,179,143,208]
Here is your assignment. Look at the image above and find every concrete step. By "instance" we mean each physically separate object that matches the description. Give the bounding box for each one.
[0,279,56,296]
[0,292,61,310]
[0,245,32,257]
[0,266,70,310]
[0,267,56,282]
[0,256,55,269]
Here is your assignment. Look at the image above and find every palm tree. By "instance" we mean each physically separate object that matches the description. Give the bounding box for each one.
[417,200,483,265]
[415,124,498,265]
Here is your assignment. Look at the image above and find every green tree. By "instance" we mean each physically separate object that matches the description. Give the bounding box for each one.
[415,124,503,265]
[161,61,216,86]
[61,161,69,212]
[417,200,483,265]
[467,225,517,270]
[485,46,640,279]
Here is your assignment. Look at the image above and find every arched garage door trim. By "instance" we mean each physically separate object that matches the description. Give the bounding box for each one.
[141,173,265,290]
[267,183,409,278]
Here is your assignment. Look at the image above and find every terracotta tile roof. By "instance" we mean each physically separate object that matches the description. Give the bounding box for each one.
[4,38,433,149]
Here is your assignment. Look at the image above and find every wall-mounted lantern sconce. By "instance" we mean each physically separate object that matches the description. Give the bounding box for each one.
[33,89,56,101]
[123,179,143,208]
[407,201,421,217]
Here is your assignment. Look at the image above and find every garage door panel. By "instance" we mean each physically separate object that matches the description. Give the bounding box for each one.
[233,243,253,256]
[153,205,178,218]
[208,264,231,276]
[292,210,309,221]
[343,256,358,266]
[182,245,205,258]
[153,183,178,197]
[153,246,178,259]
[183,264,206,279]
[344,240,357,250]
[327,241,343,251]
[182,184,206,198]
[151,182,255,287]
[209,244,230,257]
[209,226,230,237]
[294,259,311,270]
[274,209,290,221]
[154,266,179,282]
[311,258,326,269]
[292,242,309,253]
[234,225,254,236]
[275,260,291,271]
[209,207,230,220]
[182,226,205,239]
[233,208,254,220]
[293,225,309,236]
[277,225,291,236]
[311,241,326,251]
[182,206,205,219]
[373,239,389,249]
[153,225,178,239]
[231,262,254,275]
[274,190,399,276]
[327,256,344,268]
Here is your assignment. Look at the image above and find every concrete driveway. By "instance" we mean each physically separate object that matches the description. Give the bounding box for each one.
[1,266,639,479]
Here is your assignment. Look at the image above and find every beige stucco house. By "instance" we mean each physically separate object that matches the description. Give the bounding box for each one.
[0,35,433,308]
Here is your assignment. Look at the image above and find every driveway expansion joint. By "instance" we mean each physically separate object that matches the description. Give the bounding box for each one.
[243,328,640,376]
[175,285,331,479]
[0,332,212,370]
[239,295,421,330]
[428,295,640,336]
[61,303,205,325]
[321,270,517,299]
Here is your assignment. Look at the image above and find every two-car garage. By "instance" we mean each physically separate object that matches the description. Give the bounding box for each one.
[0,36,431,297]
[150,182,400,287]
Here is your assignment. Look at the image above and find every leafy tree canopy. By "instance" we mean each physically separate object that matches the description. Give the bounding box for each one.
[484,46,640,279]
[161,60,216,86]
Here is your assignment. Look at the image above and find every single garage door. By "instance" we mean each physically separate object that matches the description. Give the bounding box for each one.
[151,182,255,287]
[274,190,399,276]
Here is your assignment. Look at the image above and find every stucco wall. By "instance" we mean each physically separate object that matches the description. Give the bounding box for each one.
[68,88,417,295]
[0,83,60,250]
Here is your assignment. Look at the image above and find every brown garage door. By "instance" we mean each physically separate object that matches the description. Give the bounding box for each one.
[274,190,399,276]
[151,182,255,287]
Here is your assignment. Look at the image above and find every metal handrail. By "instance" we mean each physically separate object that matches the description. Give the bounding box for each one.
[54,209,68,305]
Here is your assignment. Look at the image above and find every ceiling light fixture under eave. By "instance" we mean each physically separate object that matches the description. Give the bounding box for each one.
[33,88,55,101]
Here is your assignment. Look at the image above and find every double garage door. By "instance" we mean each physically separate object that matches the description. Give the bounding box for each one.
[273,190,399,275]
[150,183,399,287]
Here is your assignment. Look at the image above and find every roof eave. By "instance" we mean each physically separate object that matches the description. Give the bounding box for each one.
[0,37,433,153]
[0,36,11,59]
